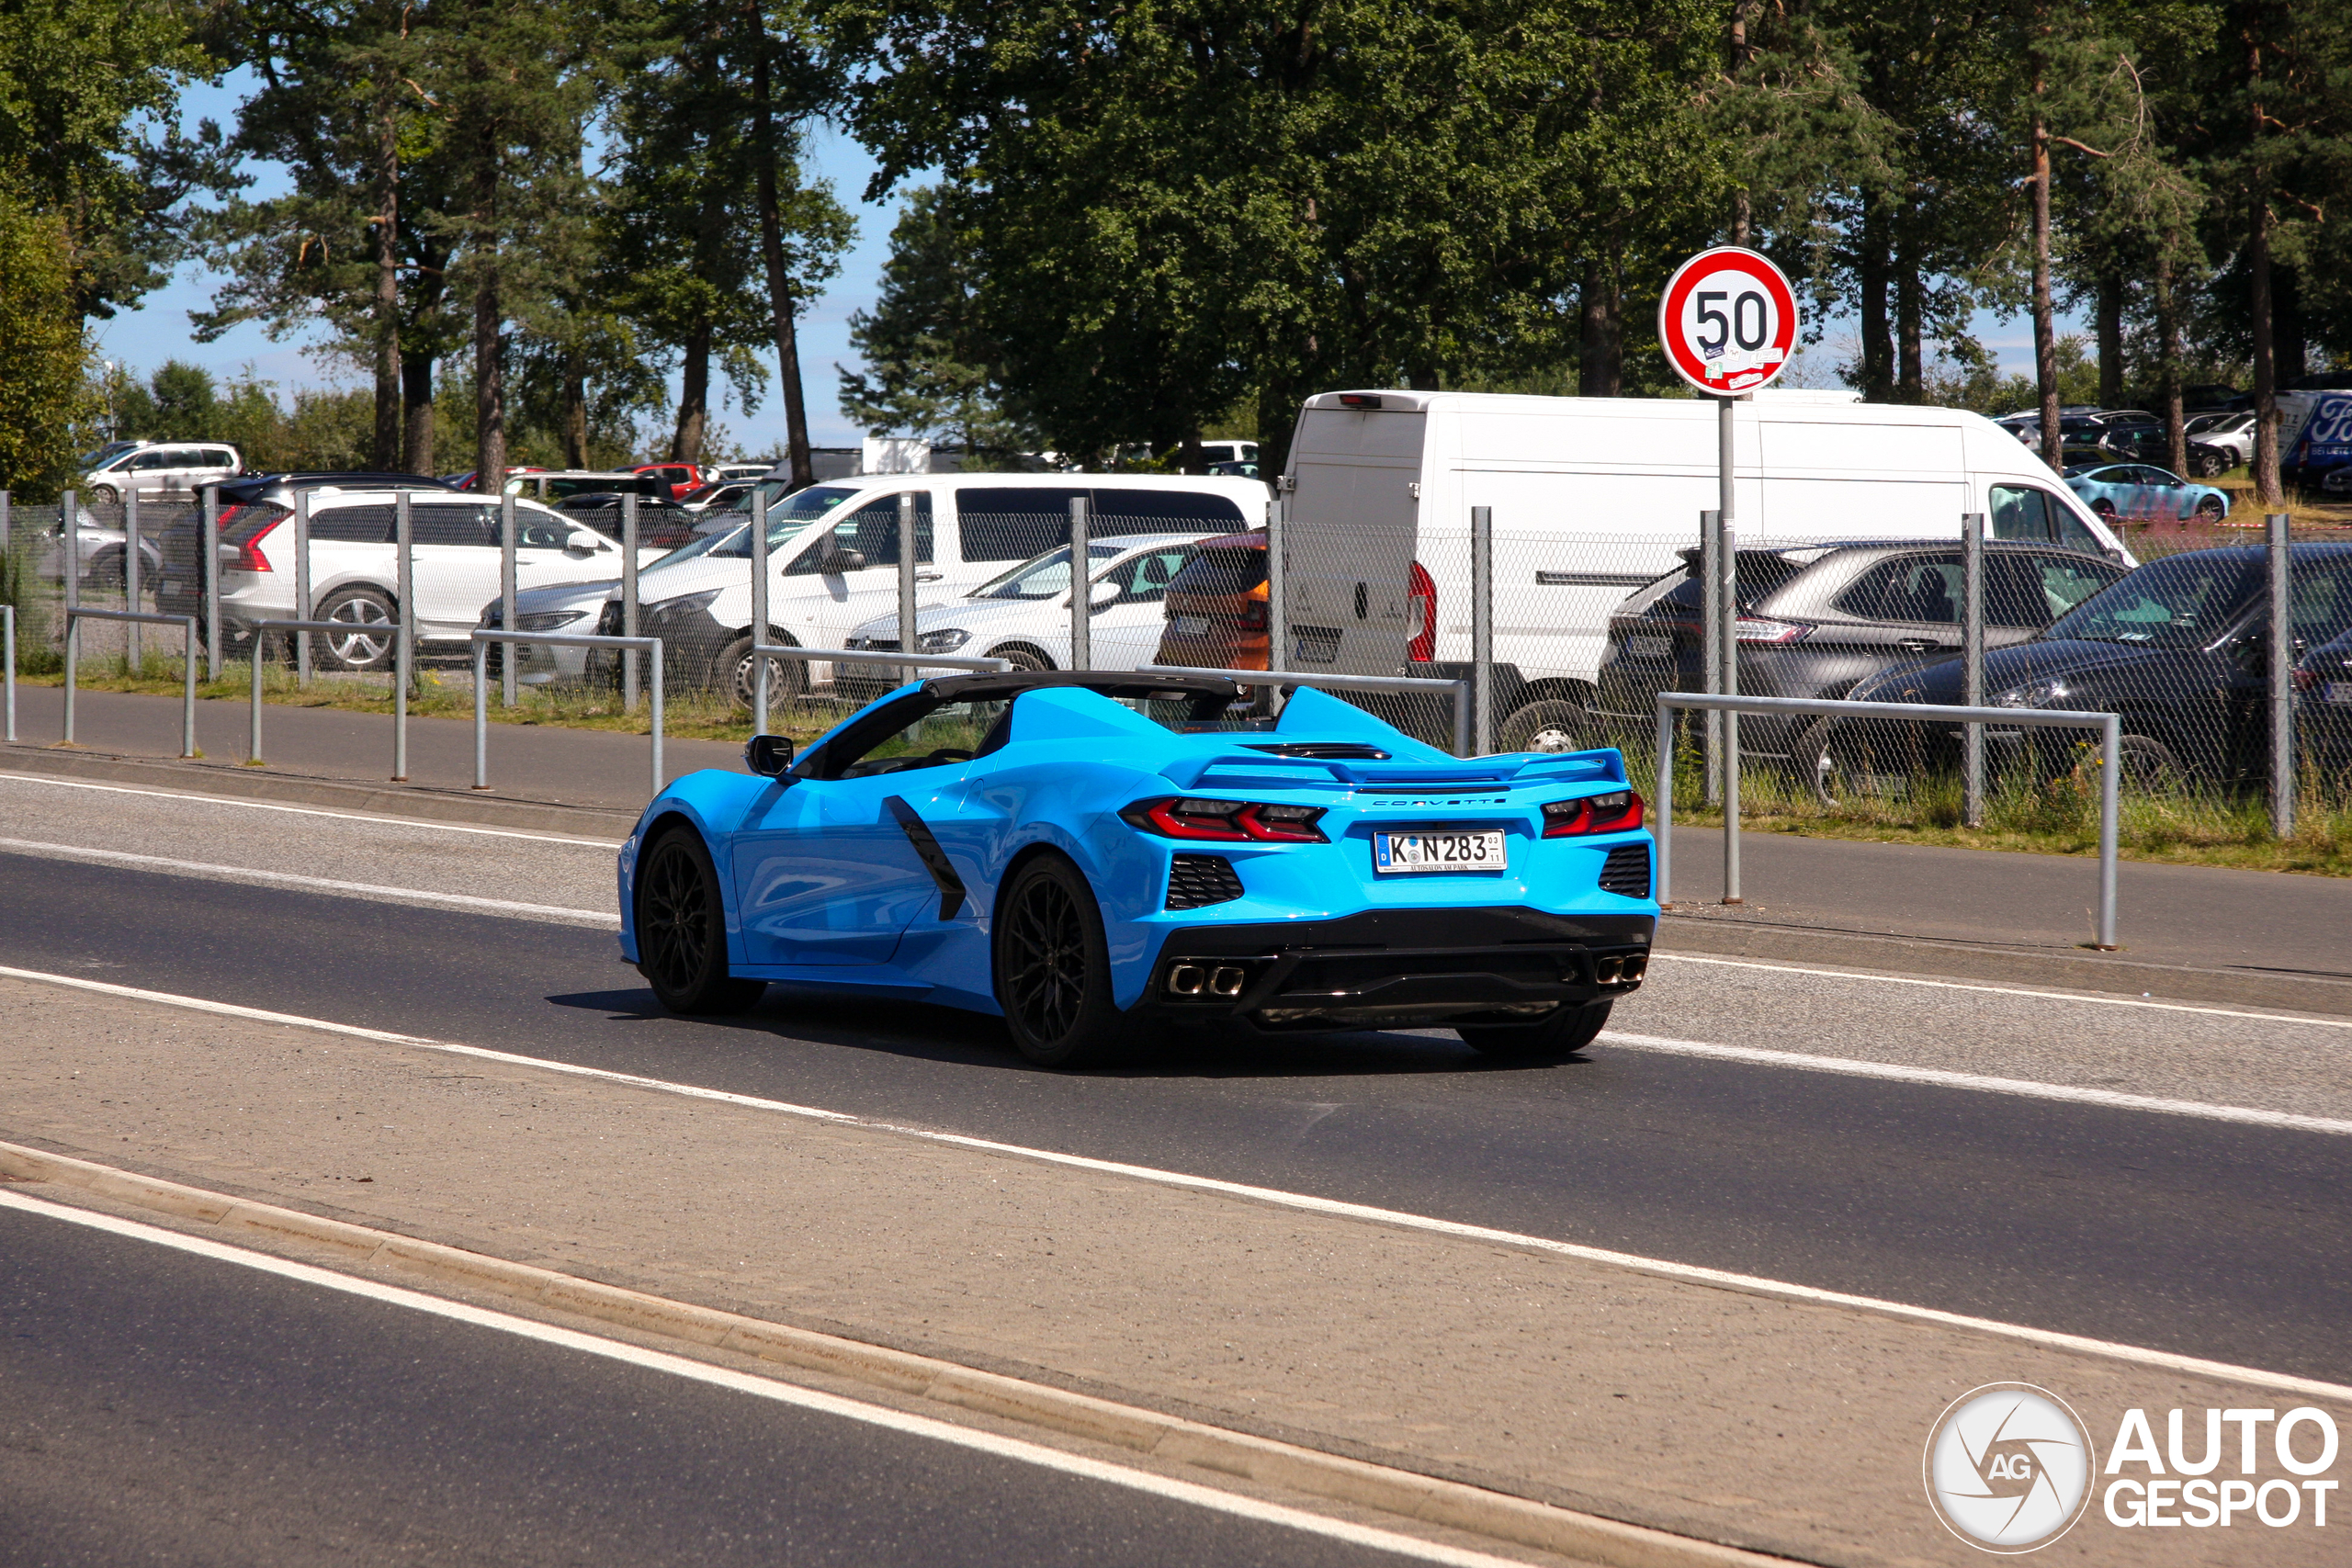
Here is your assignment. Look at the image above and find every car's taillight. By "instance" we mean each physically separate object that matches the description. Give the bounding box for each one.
[234,516,286,573]
[1121,797,1328,843]
[1542,790,1645,837]
[1735,616,1810,644]
[1408,560,1436,661]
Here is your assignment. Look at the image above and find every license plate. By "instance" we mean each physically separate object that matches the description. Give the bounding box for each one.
[1374,829,1507,874]
[160,581,181,595]
[1171,615,1210,637]
[1626,636,1671,660]
[2325,682,2352,705]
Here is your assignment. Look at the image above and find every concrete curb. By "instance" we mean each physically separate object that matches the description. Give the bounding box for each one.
[1657,913,2352,1018]
[0,743,636,838]
[0,1138,1805,1568]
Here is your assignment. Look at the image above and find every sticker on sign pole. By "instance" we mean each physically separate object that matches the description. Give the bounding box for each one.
[1657,247,1799,395]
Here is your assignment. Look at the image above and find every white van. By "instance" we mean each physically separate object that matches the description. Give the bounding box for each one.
[83,442,243,505]
[628,470,1271,705]
[1278,389,2132,731]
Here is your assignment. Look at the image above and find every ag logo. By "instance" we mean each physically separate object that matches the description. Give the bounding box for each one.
[1924,1383,2096,1552]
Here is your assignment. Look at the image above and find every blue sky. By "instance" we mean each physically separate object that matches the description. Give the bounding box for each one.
[107,71,2068,457]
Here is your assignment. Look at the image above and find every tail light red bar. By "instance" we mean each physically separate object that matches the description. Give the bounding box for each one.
[1542,790,1645,837]
[1121,796,1328,843]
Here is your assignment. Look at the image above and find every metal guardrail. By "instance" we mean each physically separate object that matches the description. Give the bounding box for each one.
[745,642,1012,735]
[472,629,664,795]
[245,618,353,766]
[63,606,199,758]
[1654,691,2121,951]
[1142,664,1477,758]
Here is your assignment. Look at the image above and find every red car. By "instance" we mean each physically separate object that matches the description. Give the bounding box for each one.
[632,462,706,502]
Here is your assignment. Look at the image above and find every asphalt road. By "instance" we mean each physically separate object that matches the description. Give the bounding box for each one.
[0,1201,1446,1568]
[3,830,2346,1387]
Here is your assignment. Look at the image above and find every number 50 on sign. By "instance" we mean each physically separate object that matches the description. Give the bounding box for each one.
[1657,247,1799,395]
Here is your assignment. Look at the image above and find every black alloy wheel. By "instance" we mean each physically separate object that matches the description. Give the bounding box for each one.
[636,828,765,1014]
[1458,999,1613,1057]
[2194,494,2226,521]
[994,854,1122,1066]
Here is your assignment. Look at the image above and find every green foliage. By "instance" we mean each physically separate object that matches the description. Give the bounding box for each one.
[0,192,96,497]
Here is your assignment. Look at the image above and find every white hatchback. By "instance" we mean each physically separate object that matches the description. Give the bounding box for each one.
[217,489,662,670]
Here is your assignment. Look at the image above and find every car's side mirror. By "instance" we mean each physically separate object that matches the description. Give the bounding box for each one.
[744,734,795,778]
[820,548,866,574]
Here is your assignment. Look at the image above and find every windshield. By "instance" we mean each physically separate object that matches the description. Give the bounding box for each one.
[81,440,141,469]
[643,528,732,572]
[2046,553,2258,649]
[706,485,863,558]
[970,542,1125,601]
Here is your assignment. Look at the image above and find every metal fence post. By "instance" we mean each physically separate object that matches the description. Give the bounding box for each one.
[1265,491,1286,679]
[124,487,141,669]
[500,492,518,707]
[1069,495,1091,671]
[1720,521,1742,905]
[249,640,264,763]
[649,640,665,794]
[622,492,640,711]
[1471,505,1493,754]
[62,490,79,623]
[180,617,197,758]
[62,614,77,743]
[1961,513,1987,827]
[751,491,771,732]
[2268,513,2294,840]
[899,491,919,688]
[294,490,313,685]
[0,489,8,556]
[202,486,220,680]
[3,604,15,743]
[394,493,413,780]
[1700,510,1722,806]
[2098,714,2120,950]
[1654,701,1677,907]
[473,640,490,789]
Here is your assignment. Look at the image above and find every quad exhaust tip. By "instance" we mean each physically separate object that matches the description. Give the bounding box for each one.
[1168,964,1206,996]
[1622,953,1648,982]
[1593,955,1623,984]
[1211,966,1248,997]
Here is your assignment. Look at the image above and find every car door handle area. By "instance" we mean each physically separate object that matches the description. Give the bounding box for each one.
[914,570,944,583]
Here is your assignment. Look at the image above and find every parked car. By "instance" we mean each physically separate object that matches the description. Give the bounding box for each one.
[488,527,746,683]
[2186,411,2256,467]
[708,462,775,483]
[2063,463,2231,523]
[1584,541,2128,768]
[623,671,1657,1064]
[35,501,164,589]
[2098,424,2238,479]
[1838,544,2352,793]
[551,493,703,548]
[678,481,752,513]
[80,441,243,505]
[837,533,1216,703]
[503,469,667,505]
[625,472,1266,707]
[1205,459,1261,479]
[630,462,707,502]
[2299,625,2352,773]
[197,488,663,671]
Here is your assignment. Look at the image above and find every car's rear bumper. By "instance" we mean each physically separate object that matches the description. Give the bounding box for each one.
[1136,905,1655,1032]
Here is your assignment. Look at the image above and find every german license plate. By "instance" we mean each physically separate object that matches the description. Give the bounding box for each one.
[2324,682,2352,705]
[1374,829,1507,874]
[1626,636,1671,660]
[1171,615,1210,637]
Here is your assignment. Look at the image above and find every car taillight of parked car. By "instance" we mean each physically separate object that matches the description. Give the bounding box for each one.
[220,504,291,572]
[1541,791,1645,837]
[1120,797,1329,843]
[1734,615,1811,644]
[1408,561,1436,661]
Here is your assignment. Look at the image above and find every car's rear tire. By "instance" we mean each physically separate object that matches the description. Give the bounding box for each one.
[90,484,120,508]
[1499,699,1597,754]
[1795,716,1900,810]
[316,586,398,671]
[994,853,1124,1066]
[1458,1000,1612,1057]
[636,828,765,1014]
[717,632,808,711]
[2090,499,2117,519]
[2193,494,2225,521]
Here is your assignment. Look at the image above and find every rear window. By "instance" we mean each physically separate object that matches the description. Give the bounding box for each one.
[1646,551,1810,614]
[1167,544,1267,597]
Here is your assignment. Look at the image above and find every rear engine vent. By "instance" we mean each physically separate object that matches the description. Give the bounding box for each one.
[1166,854,1244,910]
[1242,742,1391,760]
[1599,844,1651,899]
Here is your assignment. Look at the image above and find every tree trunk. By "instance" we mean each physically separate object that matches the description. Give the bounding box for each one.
[1179,430,1205,474]
[671,318,712,462]
[748,11,814,490]
[2030,107,2062,471]
[2248,32,2281,507]
[2155,251,2186,475]
[401,350,435,476]
[1577,253,1621,397]
[472,136,505,490]
[371,93,401,470]
[2095,269,2124,408]
[1858,209,1893,402]
[1895,218,1923,403]
[2274,265,2306,384]
[562,344,588,468]
[1728,0,1752,244]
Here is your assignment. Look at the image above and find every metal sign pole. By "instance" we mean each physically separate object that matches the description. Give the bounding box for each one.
[622,492,640,711]
[2268,513,2294,840]
[394,493,413,780]
[1470,505,1493,754]
[294,490,312,685]
[1069,496,1091,671]
[1720,519,1742,905]
[62,490,78,624]
[202,486,220,680]
[751,492,771,733]
[1962,513,1986,827]
[500,492,518,707]
[1700,509,1723,806]
[898,491,919,688]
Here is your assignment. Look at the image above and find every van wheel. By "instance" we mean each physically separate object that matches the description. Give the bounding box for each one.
[1499,700,1597,754]
[718,633,808,711]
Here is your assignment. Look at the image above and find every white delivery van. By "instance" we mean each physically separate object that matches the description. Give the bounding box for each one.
[1278,389,2131,730]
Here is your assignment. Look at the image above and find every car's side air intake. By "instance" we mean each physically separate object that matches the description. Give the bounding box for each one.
[1599,843,1652,898]
[1166,854,1245,910]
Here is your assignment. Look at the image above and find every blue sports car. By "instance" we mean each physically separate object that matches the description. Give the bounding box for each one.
[619,671,1657,1066]
[2062,462,2230,524]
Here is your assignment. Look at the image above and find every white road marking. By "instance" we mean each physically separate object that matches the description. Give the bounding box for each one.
[0,1190,1525,1568]
[1654,952,2352,1030]
[0,840,617,926]
[0,771,623,845]
[6,963,2348,1404]
[1597,1030,2352,1134]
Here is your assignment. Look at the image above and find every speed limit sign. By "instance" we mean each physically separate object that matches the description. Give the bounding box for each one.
[1658,247,1798,395]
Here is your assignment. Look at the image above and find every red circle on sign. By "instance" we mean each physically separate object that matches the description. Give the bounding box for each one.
[1657,247,1799,395]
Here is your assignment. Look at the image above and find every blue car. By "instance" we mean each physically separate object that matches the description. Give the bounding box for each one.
[619,671,1657,1066]
[2062,462,2230,524]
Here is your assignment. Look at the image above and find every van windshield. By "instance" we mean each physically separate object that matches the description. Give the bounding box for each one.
[707,485,862,557]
